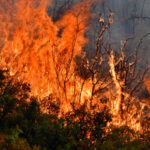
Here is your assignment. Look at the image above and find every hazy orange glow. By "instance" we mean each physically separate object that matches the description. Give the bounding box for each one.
[145,79,150,94]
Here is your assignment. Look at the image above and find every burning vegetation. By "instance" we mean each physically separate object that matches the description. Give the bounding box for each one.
[0,0,150,148]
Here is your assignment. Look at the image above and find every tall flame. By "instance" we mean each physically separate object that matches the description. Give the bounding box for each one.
[0,0,91,104]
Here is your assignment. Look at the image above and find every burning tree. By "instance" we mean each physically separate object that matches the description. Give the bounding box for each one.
[73,12,150,131]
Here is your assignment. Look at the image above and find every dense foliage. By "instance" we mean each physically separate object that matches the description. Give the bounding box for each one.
[0,70,150,150]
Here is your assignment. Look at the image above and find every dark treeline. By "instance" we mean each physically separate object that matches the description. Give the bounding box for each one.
[0,70,150,150]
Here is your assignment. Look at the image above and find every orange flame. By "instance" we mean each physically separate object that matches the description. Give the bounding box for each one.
[0,0,92,104]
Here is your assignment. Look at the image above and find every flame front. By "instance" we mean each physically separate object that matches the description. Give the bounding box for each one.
[0,0,150,132]
[0,0,91,104]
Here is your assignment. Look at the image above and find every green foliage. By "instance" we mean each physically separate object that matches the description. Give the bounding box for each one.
[0,69,150,150]
[99,126,150,150]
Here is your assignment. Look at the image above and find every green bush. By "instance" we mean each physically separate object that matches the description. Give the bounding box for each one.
[0,70,150,150]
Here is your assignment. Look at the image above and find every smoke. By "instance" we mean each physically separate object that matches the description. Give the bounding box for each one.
[99,0,150,63]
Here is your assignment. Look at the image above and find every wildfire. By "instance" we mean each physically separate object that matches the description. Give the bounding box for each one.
[0,0,91,100]
[0,0,149,132]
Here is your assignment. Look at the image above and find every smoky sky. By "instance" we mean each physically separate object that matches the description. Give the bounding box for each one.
[50,0,150,63]
[89,0,150,63]
[106,0,150,63]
